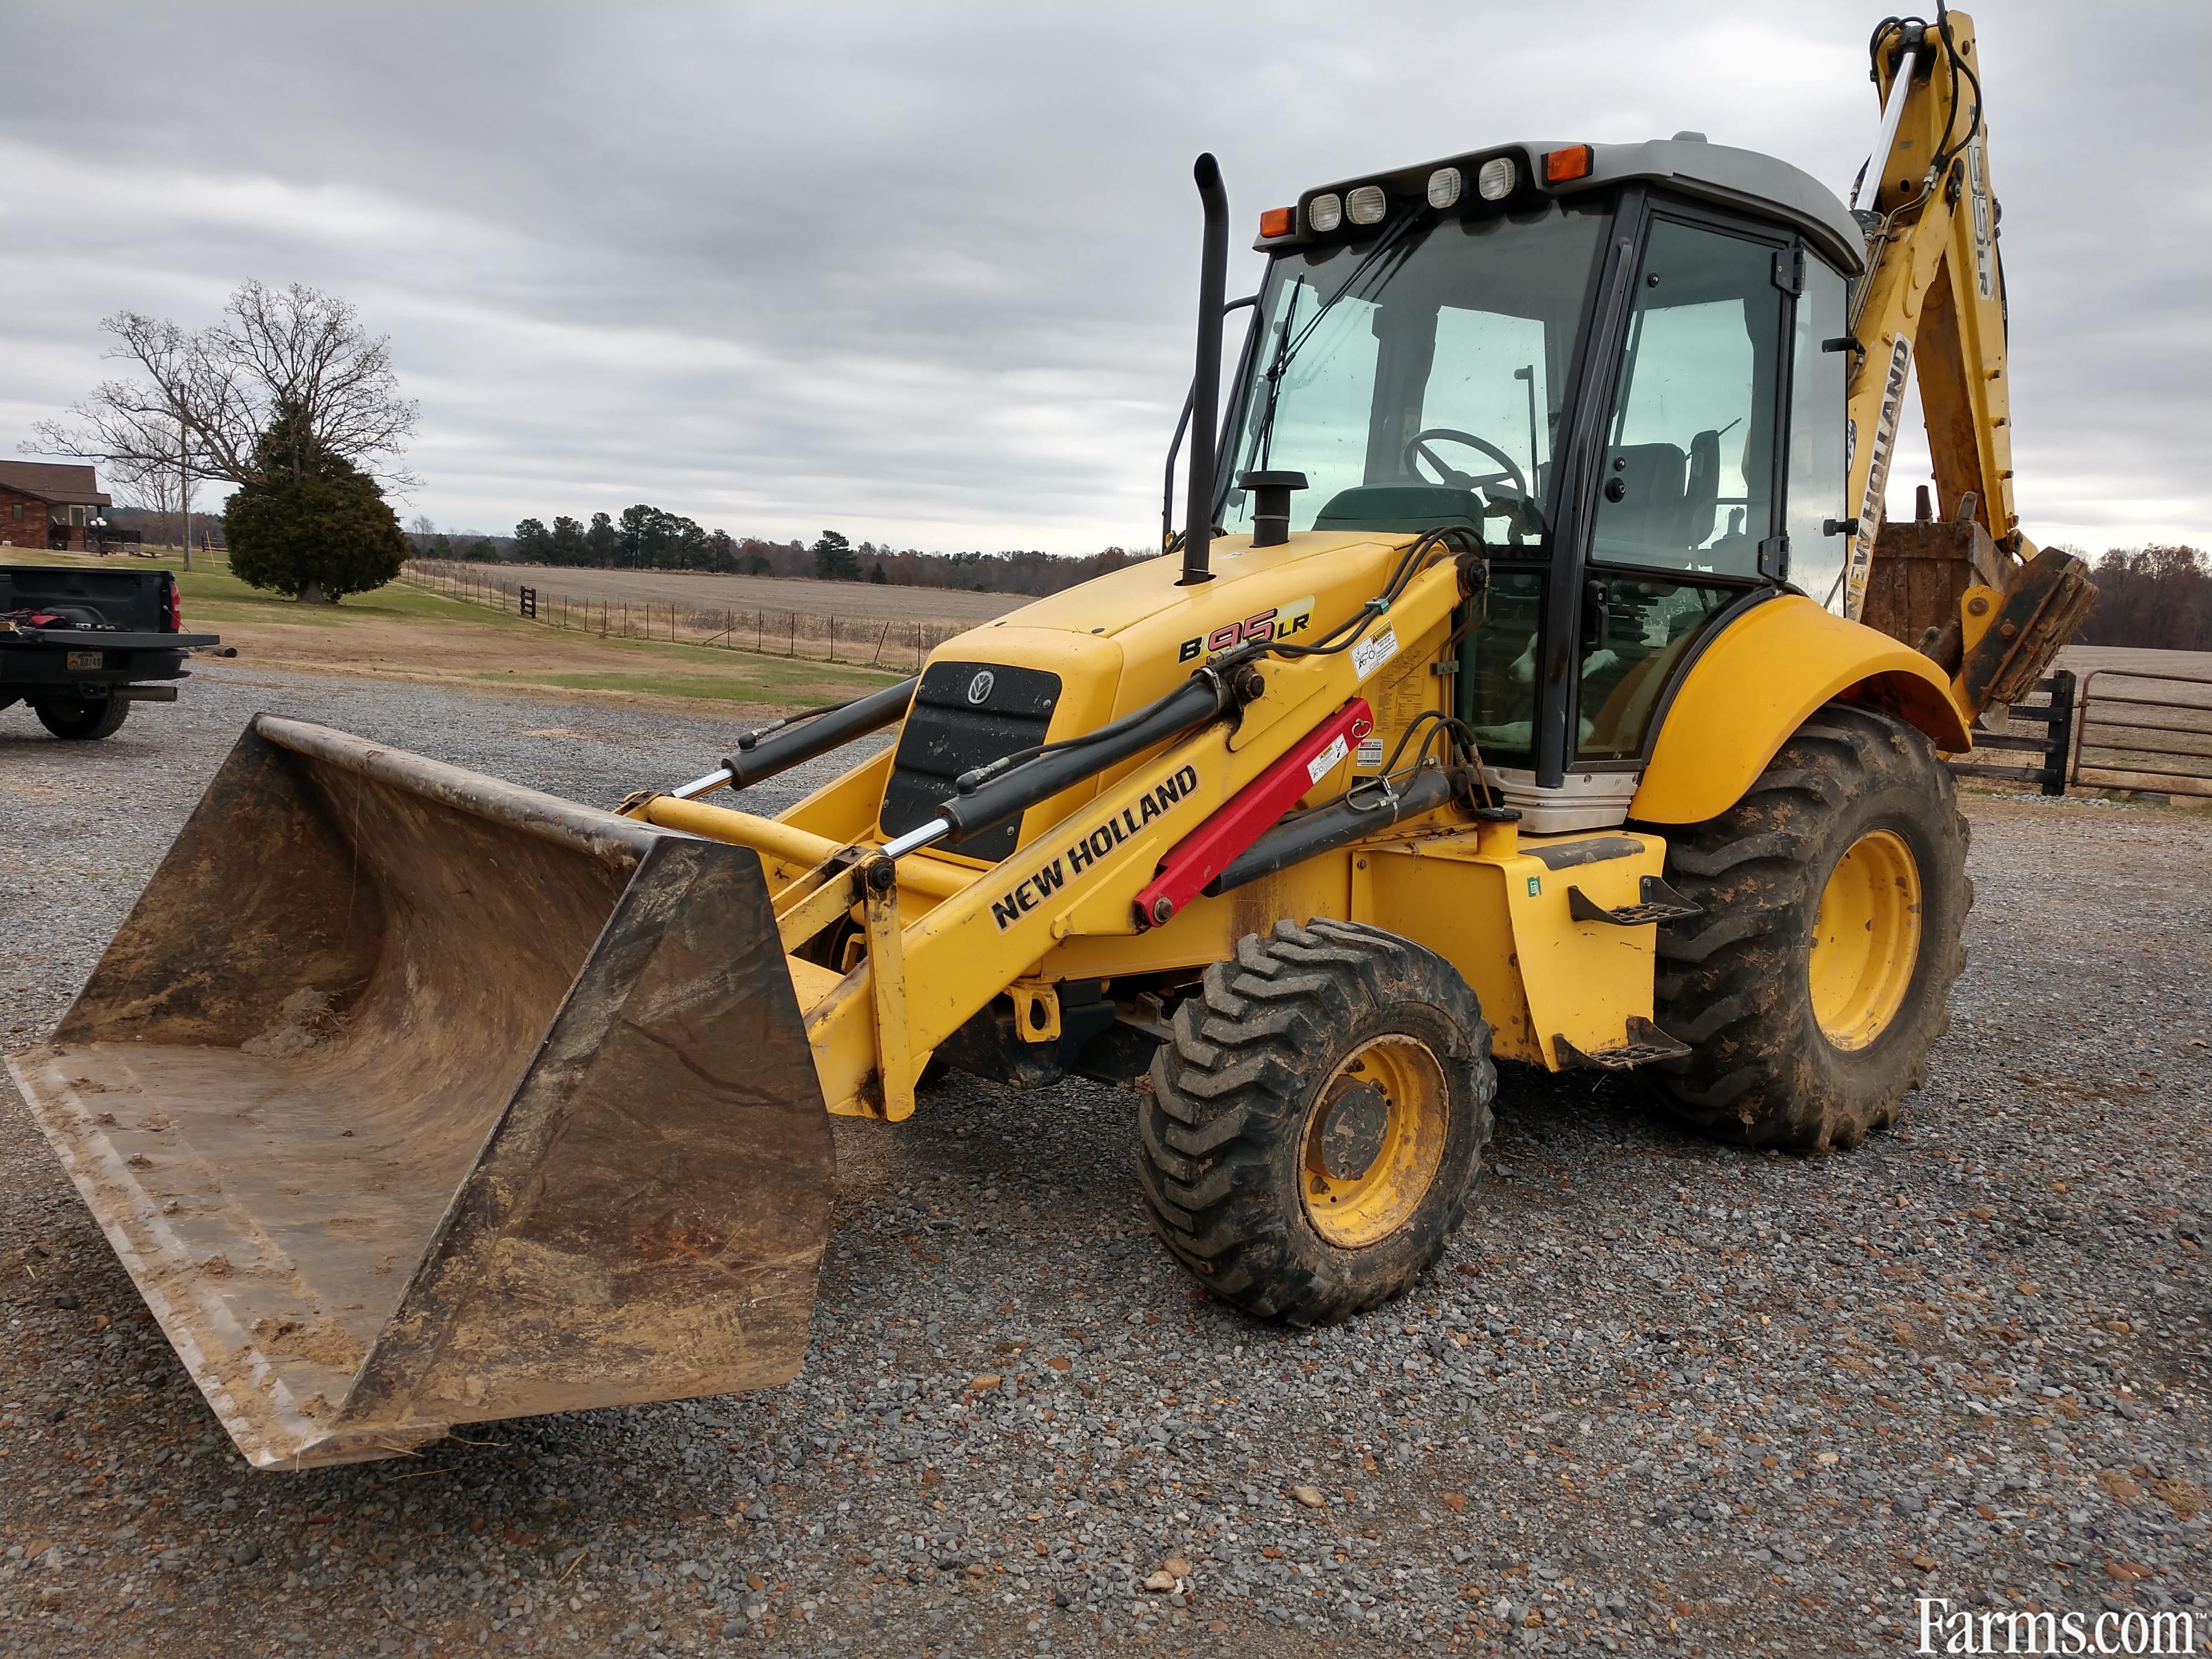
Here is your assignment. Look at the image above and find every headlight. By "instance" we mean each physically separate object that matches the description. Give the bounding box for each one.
[1477,157,1517,201]
[1346,185,1387,226]
[1427,168,1463,210]
[1306,192,1343,233]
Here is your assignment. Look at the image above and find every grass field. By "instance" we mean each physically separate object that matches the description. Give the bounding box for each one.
[8,549,904,712]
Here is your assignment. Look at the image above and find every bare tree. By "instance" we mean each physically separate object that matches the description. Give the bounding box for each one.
[27,281,419,492]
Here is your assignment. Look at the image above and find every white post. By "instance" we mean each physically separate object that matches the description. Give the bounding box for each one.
[179,416,194,573]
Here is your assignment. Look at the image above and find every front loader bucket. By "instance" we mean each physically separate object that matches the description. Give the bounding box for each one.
[4,716,832,1469]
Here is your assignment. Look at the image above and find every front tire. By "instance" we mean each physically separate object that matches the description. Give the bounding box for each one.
[1646,702,1969,1151]
[34,695,130,741]
[1136,920,1495,1326]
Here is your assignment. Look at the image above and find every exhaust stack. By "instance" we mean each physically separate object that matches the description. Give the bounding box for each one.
[1179,153,1229,586]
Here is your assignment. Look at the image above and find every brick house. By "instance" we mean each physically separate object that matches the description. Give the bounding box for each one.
[0,461,113,552]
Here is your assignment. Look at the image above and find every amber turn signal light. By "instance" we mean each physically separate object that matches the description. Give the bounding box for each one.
[1259,206,1295,238]
[1544,144,1593,184]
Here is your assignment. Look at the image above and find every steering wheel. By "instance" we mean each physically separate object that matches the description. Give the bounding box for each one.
[1402,427,1530,501]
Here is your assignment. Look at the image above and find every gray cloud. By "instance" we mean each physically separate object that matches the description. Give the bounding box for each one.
[4,1,2204,554]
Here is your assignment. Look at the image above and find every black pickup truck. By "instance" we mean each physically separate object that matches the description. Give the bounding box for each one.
[1,564,221,740]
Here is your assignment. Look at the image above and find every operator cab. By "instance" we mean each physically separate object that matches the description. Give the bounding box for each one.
[1215,137,1863,826]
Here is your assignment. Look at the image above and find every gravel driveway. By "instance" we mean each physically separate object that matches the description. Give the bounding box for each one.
[2,669,2206,1658]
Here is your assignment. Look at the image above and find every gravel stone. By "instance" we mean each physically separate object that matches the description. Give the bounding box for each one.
[1,672,2208,1656]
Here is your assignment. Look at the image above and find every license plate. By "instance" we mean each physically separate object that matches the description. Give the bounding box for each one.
[66,651,103,671]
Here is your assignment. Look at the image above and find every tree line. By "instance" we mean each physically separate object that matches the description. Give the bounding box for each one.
[2070,546,2210,653]
[502,510,1154,597]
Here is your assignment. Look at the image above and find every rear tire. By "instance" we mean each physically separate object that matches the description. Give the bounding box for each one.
[1136,920,1495,1326]
[1645,701,1969,1151]
[34,695,129,741]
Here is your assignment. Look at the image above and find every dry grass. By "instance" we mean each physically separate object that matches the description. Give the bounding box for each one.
[11,549,903,712]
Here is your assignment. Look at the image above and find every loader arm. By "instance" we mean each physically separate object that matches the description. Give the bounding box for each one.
[638,545,1479,1123]
[1840,8,2094,713]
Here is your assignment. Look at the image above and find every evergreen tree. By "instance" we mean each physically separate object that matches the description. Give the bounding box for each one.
[224,398,406,603]
[583,512,617,566]
[811,529,859,581]
[549,515,587,564]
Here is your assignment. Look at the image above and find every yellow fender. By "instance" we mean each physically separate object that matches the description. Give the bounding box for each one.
[1630,595,1972,825]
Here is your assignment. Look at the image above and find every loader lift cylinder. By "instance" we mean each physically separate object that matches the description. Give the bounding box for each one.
[933,666,1248,844]
[671,674,920,801]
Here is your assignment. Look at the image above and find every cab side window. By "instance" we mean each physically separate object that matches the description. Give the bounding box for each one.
[1786,255,1851,611]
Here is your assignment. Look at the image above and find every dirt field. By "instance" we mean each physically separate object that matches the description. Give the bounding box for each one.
[483,564,1028,627]
[2058,646,2212,681]
[1,669,2206,1659]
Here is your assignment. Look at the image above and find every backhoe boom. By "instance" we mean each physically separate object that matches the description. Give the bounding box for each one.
[1842,8,2094,711]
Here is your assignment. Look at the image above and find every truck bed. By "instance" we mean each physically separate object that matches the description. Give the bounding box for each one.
[2,562,219,709]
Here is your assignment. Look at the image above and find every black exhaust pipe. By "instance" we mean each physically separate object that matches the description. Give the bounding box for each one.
[1180,153,1229,587]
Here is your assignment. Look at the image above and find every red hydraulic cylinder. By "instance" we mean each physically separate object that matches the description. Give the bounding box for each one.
[1134,698,1373,928]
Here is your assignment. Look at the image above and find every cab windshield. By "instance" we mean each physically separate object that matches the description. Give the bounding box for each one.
[1219,199,1610,544]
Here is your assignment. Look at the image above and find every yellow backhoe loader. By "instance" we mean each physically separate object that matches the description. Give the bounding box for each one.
[9,8,2091,1468]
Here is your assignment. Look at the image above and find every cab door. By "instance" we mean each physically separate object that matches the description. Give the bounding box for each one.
[1566,207,1846,771]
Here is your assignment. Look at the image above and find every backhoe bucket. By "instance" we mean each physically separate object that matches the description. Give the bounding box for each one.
[4,716,832,1469]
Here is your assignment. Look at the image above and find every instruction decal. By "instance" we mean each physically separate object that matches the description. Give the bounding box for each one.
[1306,733,1350,786]
[1350,624,1400,681]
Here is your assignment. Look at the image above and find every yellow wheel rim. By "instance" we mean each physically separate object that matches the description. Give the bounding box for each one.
[1808,828,1923,1051]
[1300,1035,1450,1249]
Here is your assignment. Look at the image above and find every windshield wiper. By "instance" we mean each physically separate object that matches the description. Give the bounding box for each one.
[1249,206,1427,473]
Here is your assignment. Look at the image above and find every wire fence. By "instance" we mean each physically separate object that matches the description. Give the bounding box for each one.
[401,560,968,672]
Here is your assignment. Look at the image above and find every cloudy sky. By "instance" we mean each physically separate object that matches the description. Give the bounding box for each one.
[4,2,2204,556]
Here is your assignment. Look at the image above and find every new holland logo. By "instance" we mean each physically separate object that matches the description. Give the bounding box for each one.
[1844,336,1912,621]
[989,765,1201,931]
[966,670,996,705]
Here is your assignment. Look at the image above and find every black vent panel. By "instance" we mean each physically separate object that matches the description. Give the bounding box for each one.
[879,661,1062,862]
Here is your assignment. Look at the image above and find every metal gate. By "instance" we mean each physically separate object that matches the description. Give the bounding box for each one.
[2071,668,2212,799]
[1950,671,2076,796]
